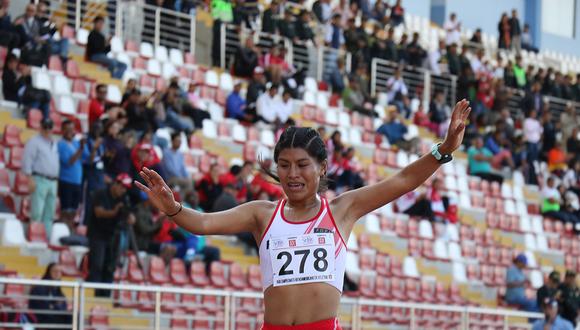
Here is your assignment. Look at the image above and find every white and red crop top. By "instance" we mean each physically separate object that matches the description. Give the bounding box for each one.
[258,197,347,293]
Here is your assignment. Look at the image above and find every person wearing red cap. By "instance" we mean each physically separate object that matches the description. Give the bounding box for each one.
[86,173,133,297]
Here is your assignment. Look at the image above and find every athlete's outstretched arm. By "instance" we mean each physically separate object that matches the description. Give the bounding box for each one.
[135,167,261,235]
[337,99,471,222]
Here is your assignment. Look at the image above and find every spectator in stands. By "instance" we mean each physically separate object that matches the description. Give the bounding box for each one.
[326,57,347,93]
[28,263,72,328]
[428,40,446,75]
[159,87,195,133]
[295,10,315,43]
[87,173,133,297]
[8,58,51,118]
[390,0,404,27]
[469,28,482,46]
[162,132,193,194]
[261,0,279,34]
[169,82,210,130]
[86,16,127,79]
[429,90,451,137]
[446,43,461,76]
[89,84,107,126]
[124,90,156,134]
[521,81,542,116]
[537,271,561,309]
[121,78,138,104]
[498,13,511,49]
[385,68,411,118]
[261,43,291,84]
[22,117,59,235]
[532,297,574,330]
[36,1,70,65]
[563,160,580,190]
[509,9,522,53]
[567,127,580,156]
[547,141,568,175]
[131,132,164,178]
[133,192,177,263]
[246,66,267,107]
[14,4,49,66]
[277,10,296,40]
[82,122,106,217]
[233,37,259,78]
[326,130,343,163]
[406,32,426,67]
[0,0,21,50]
[540,176,573,224]
[257,83,282,123]
[377,110,418,152]
[197,163,223,211]
[505,254,538,312]
[513,55,526,89]
[226,81,248,121]
[484,130,515,170]
[561,103,580,144]
[312,0,331,24]
[524,109,543,166]
[444,13,461,46]
[324,14,344,49]
[342,77,371,116]
[58,120,85,229]
[396,178,451,222]
[521,24,538,53]
[2,54,18,102]
[557,270,580,326]
[467,135,504,184]
[103,121,133,177]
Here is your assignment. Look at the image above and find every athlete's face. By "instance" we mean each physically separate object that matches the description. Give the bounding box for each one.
[277,148,326,201]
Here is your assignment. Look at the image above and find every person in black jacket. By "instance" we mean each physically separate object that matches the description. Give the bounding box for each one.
[28,263,72,329]
[0,0,20,50]
[2,53,18,101]
[233,37,259,78]
[85,16,127,79]
[261,1,279,34]
[295,10,315,43]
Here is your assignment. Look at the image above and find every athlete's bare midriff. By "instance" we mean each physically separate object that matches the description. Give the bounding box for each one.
[263,283,341,325]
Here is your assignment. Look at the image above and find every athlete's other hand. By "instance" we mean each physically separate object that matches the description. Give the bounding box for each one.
[135,167,179,215]
[440,99,471,154]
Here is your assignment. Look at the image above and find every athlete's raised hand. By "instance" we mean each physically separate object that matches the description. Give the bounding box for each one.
[135,167,179,215]
[440,99,471,154]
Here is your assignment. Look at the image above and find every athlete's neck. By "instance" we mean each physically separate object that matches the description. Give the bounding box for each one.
[286,195,320,211]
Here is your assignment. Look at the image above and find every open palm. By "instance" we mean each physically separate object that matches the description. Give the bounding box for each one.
[135,167,178,215]
[441,99,471,153]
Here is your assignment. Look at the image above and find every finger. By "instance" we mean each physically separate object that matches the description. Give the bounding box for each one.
[462,107,472,121]
[149,169,166,186]
[135,180,151,193]
[140,170,154,187]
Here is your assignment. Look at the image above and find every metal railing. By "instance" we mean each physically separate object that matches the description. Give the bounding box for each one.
[0,277,544,330]
[42,0,196,56]
[220,25,352,81]
[370,58,431,104]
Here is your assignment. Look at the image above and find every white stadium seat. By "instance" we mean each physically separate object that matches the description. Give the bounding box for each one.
[155,45,169,62]
[162,62,176,79]
[110,36,124,54]
[147,59,162,76]
[53,75,71,96]
[452,262,467,282]
[219,73,234,91]
[403,257,419,278]
[76,28,89,45]
[1,218,27,246]
[260,130,275,148]
[49,223,71,247]
[364,213,380,234]
[33,71,51,91]
[418,220,433,239]
[232,124,247,143]
[106,84,122,104]
[169,48,184,66]
[202,119,217,139]
[58,96,76,115]
[205,70,219,87]
[140,42,154,58]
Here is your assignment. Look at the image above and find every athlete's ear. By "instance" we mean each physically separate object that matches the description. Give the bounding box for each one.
[320,160,328,177]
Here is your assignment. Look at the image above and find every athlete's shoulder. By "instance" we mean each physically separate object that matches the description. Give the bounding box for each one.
[242,199,279,217]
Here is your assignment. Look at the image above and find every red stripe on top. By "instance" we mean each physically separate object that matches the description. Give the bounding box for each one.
[258,200,283,246]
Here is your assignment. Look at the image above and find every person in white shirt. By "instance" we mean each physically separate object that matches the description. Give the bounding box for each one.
[386,68,411,118]
[523,109,543,164]
[257,83,281,123]
[470,49,485,77]
[277,90,294,123]
[429,40,446,75]
[443,13,461,45]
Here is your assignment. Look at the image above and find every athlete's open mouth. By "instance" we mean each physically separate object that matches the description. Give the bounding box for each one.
[287,183,305,191]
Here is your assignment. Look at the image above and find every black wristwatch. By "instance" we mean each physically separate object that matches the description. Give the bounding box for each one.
[431,143,453,164]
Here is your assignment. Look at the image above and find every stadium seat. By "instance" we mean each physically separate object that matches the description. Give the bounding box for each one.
[162,62,176,79]
[390,277,406,301]
[1,218,27,246]
[403,256,419,277]
[219,73,234,91]
[59,249,82,277]
[229,262,248,290]
[140,42,154,58]
[48,55,63,73]
[3,124,23,147]
[187,261,209,288]
[65,60,81,79]
[106,84,122,104]
[49,222,71,247]
[155,45,169,62]
[58,96,76,115]
[12,171,30,195]
[358,271,376,297]
[146,59,162,76]
[53,75,72,96]
[260,130,275,148]
[170,258,189,286]
[137,290,155,312]
[170,309,189,330]
[89,306,109,327]
[405,278,420,301]
[160,285,180,312]
[375,276,391,300]
[149,256,169,284]
[247,264,262,291]
[452,262,467,282]
[76,28,89,45]
[169,48,184,66]
[128,255,146,283]
[0,168,9,194]
[202,119,218,139]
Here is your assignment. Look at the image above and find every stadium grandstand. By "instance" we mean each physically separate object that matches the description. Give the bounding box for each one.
[0,0,580,329]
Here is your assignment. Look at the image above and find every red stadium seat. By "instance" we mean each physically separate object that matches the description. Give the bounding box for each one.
[155,77,167,91]
[247,265,262,291]
[493,266,506,286]
[170,309,189,330]
[390,256,404,277]
[12,171,31,195]
[405,278,420,301]
[434,282,451,304]
[359,272,376,298]
[27,109,43,130]
[18,196,31,221]
[420,280,436,303]
[481,264,494,286]
[193,310,211,330]
[201,294,222,313]
[358,232,371,249]
[59,250,82,277]
[65,60,81,79]
[128,255,146,283]
[359,250,376,270]
[28,221,48,244]
[376,254,390,276]
[149,256,169,284]
[407,238,421,256]
[0,168,10,193]
[125,40,139,53]
[89,306,110,327]
[170,258,189,286]
[229,263,248,290]
[115,286,138,308]
[395,218,409,238]
[0,46,7,70]
[48,55,63,73]
[421,239,436,260]
[190,260,211,287]
[240,297,261,315]
[2,124,23,147]
[449,283,466,305]
[139,74,155,90]
[235,312,253,330]
[160,285,179,312]
[133,57,147,71]
[184,52,195,66]
[210,261,228,288]
[375,276,391,300]
[181,291,201,313]
[390,277,406,301]
[137,291,154,312]
[467,264,480,280]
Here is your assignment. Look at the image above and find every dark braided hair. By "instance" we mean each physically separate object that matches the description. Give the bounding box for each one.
[259,126,328,192]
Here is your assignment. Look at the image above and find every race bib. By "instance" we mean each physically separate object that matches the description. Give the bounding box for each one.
[269,233,335,287]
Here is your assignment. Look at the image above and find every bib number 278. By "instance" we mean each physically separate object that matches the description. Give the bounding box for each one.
[278,248,328,275]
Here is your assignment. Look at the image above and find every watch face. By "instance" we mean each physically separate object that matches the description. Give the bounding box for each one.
[440,155,453,164]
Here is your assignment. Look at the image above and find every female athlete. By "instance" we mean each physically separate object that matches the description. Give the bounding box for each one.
[136,99,471,329]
